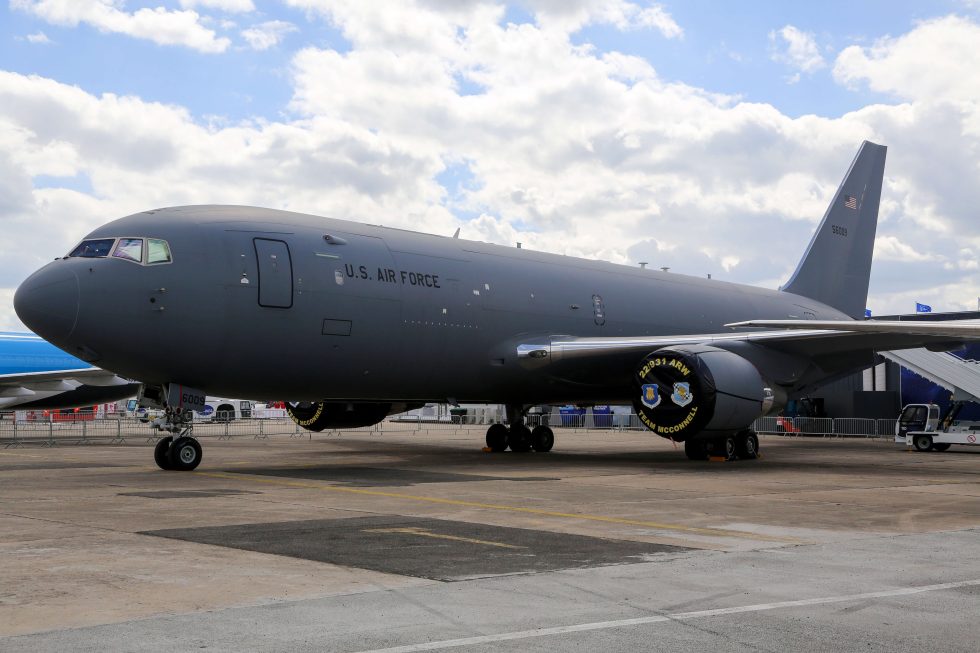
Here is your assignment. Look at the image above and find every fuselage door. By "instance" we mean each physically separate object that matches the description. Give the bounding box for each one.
[254,238,293,308]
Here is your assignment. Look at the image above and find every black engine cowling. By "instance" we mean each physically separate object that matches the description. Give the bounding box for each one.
[286,401,393,431]
[631,345,782,441]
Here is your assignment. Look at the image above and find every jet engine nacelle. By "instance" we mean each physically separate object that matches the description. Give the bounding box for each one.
[632,345,784,441]
[286,401,391,431]
[286,401,424,432]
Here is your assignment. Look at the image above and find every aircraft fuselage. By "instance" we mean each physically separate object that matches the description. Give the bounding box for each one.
[15,206,846,405]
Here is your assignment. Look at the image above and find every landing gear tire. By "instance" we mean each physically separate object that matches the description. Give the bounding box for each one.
[508,424,533,453]
[720,435,737,461]
[168,436,203,471]
[735,431,759,460]
[684,439,708,461]
[486,423,509,452]
[913,434,934,452]
[932,443,951,452]
[530,425,555,452]
[154,436,174,470]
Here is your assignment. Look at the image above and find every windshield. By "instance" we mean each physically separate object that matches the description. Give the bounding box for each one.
[66,236,172,265]
[146,238,172,264]
[112,238,143,263]
[68,239,115,258]
[900,405,927,424]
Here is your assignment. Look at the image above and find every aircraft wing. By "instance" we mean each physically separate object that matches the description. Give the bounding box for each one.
[726,319,980,337]
[0,368,132,387]
[0,368,134,409]
[512,320,980,402]
[517,319,980,364]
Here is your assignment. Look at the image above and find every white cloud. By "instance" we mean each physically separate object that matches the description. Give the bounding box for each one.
[11,0,231,53]
[0,69,452,292]
[873,235,935,262]
[25,31,52,44]
[1,8,979,327]
[522,0,682,36]
[0,289,23,331]
[241,20,297,50]
[769,25,825,77]
[287,0,681,39]
[833,15,980,104]
[179,0,255,12]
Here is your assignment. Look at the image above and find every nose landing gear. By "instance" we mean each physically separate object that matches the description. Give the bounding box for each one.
[483,404,555,453]
[149,405,203,471]
[138,383,206,471]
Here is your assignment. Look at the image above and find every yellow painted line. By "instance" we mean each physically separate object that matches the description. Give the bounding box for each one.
[363,526,525,549]
[197,470,801,543]
[0,451,41,458]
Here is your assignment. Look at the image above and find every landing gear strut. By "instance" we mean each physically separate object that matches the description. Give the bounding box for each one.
[150,405,203,471]
[484,405,555,453]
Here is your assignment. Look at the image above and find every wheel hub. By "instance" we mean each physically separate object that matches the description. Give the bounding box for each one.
[179,445,196,464]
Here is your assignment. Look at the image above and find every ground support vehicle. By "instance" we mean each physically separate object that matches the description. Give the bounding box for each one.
[896,402,980,451]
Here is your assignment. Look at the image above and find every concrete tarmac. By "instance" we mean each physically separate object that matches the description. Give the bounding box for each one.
[1,427,978,651]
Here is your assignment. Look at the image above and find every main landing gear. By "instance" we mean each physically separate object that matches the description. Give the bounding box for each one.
[485,405,555,453]
[684,430,759,462]
[151,407,203,471]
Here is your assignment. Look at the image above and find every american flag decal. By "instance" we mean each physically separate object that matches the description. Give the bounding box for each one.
[844,195,858,210]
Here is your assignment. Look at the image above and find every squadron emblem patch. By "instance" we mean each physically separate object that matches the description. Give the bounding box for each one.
[640,383,661,409]
[671,382,693,407]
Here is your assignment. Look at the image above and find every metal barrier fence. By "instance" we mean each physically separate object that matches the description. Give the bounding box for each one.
[752,415,898,438]
[0,411,900,447]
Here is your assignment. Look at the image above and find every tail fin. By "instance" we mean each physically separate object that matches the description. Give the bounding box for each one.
[781,141,887,319]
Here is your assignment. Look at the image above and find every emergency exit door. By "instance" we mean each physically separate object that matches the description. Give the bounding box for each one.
[253,238,293,308]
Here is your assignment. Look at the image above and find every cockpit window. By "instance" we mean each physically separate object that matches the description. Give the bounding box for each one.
[112,238,143,263]
[68,238,115,258]
[146,239,172,264]
[66,236,171,265]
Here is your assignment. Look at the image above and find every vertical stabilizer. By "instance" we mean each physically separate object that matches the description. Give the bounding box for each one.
[781,141,887,318]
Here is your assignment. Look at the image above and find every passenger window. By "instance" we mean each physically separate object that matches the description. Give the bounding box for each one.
[68,238,115,258]
[146,239,172,264]
[112,238,143,263]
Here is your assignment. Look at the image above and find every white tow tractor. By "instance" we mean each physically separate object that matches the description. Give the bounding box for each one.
[896,402,980,452]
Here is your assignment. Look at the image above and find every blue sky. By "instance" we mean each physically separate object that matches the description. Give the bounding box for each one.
[1,2,325,121]
[0,1,978,327]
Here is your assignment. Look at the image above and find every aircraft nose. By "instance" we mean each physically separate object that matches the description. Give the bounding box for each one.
[14,266,80,342]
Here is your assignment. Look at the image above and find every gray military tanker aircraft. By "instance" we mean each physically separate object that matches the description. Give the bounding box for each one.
[14,141,980,470]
